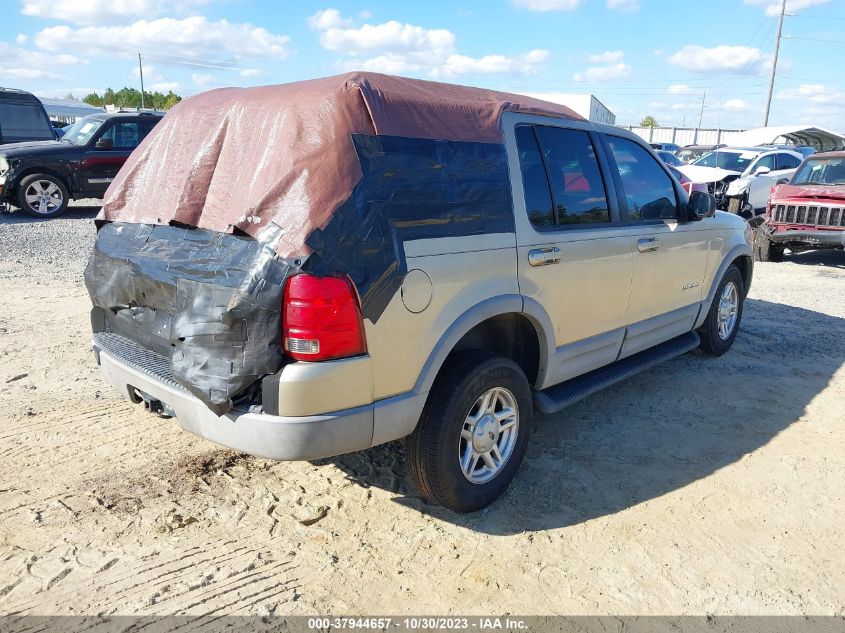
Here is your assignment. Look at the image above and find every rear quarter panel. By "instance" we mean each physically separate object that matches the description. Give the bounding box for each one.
[364,233,519,401]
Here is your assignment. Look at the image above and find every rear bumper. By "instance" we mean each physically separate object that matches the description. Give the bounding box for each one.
[97,348,376,460]
[769,228,845,247]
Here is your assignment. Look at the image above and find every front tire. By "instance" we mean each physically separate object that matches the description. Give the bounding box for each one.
[753,226,784,262]
[698,264,744,356]
[17,173,69,218]
[406,351,532,513]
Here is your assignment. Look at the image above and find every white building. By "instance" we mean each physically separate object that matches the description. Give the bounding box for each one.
[518,92,616,125]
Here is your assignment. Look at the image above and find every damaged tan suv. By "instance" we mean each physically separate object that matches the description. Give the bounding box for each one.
[86,73,753,512]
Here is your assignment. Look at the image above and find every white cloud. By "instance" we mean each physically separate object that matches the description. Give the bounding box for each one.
[34,17,291,61]
[240,68,260,77]
[150,81,179,92]
[667,83,693,94]
[574,63,631,81]
[0,42,81,81]
[774,83,845,127]
[777,83,845,106]
[307,8,352,30]
[315,18,454,54]
[133,64,162,81]
[575,51,630,81]
[668,45,769,75]
[722,98,750,111]
[607,0,640,10]
[511,0,581,10]
[191,73,215,86]
[588,50,624,64]
[20,0,209,26]
[743,0,829,16]
[16,33,27,44]
[309,9,548,78]
[433,50,550,78]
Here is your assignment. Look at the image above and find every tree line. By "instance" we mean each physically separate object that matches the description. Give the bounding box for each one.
[66,87,183,111]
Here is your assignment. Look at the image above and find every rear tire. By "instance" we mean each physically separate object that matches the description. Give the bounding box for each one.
[17,173,69,218]
[406,350,532,513]
[698,264,744,356]
[753,226,784,262]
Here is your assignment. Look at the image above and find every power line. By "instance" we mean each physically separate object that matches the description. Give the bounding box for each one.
[138,52,241,70]
[782,35,845,45]
[787,13,845,21]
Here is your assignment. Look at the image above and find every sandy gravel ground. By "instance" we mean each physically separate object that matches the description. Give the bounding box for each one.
[0,207,843,616]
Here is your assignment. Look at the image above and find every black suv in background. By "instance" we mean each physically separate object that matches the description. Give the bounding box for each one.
[0,88,56,145]
[0,111,163,217]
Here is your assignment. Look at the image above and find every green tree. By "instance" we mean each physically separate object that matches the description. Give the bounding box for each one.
[640,115,659,128]
[80,87,184,111]
[83,92,103,107]
[162,92,182,110]
[63,92,77,101]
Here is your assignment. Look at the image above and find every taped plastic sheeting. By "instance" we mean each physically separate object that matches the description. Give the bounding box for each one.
[85,222,294,415]
[304,134,515,321]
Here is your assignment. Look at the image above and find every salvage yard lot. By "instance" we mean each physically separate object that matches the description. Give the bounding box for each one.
[0,205,843,615]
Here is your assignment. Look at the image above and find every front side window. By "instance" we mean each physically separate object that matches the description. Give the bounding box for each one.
[606,136,679,222]
[99,122,140,149]
[750,154,776,173]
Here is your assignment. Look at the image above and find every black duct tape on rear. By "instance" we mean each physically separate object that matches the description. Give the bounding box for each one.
[304,134,515,321]
[85,222,293,415]
[85,134,514,415]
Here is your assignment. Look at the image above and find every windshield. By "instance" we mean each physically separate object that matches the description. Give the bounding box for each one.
[692,150,756,172]
[61,117,105,146]
[792,157,845,186]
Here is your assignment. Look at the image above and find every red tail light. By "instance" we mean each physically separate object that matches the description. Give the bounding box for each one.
[283,274,367,361]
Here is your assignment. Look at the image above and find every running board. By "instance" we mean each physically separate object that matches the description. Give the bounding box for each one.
[533,331,700,415]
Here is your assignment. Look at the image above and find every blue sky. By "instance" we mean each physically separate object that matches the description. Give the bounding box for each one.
[3,0,844,129]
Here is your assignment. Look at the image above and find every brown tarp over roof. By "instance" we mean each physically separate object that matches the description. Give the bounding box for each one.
[99,72,582,257]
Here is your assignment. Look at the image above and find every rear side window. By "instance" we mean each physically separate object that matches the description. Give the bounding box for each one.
[776,153,801,170]
[141,118,160,138]
[605,136,679,222]
[0,102,53,140]
[515,124,610,228]
[515,126,555,227]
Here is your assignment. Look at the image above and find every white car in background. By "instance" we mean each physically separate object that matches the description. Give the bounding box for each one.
[678,147,804,217]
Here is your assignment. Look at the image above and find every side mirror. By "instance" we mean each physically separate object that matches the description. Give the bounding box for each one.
[688,190,716,220]
[753,166,771,177]
[776,177,790,185]
[95,137,113,150]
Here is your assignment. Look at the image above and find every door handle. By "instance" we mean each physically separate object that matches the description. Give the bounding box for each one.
[528,247,561,267]
[637,237,661,253]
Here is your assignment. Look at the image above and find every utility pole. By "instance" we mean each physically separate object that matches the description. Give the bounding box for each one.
[763,0,787,126]
[138,53,146,110]
[698,88,706,129]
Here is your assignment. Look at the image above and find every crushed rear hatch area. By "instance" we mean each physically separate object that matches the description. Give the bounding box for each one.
[85,221,293,415]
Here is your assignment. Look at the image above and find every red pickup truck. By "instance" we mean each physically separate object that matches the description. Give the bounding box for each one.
[754,150,845,262]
